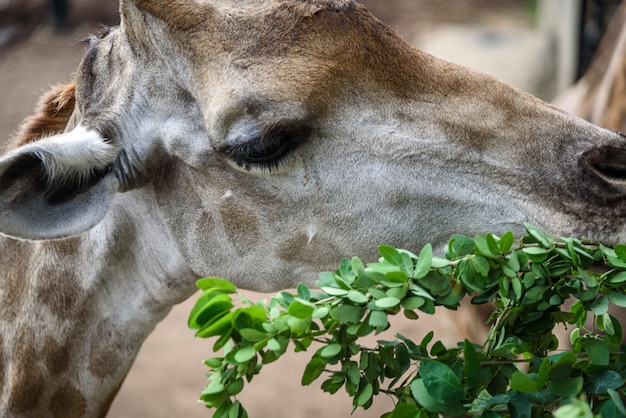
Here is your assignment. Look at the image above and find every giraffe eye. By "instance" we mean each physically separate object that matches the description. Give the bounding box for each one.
[222,121,311,170]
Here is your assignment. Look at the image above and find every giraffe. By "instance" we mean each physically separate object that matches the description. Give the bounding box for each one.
[2,1,626,416]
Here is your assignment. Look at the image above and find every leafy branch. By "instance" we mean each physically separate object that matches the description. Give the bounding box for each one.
[188,224,626,417]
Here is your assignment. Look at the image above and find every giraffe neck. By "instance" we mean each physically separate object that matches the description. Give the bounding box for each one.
[0,192,196,417]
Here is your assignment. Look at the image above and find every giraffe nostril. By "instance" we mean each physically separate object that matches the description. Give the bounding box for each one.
[581,145,626,199]
[591,162,626,183]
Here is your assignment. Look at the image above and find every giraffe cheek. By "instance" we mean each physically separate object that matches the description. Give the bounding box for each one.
[218,194,261,256]
[275,229,341,267]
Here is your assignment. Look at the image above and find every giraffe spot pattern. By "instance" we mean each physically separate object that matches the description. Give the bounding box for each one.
[49,382,87,418]
[7,331,44,414]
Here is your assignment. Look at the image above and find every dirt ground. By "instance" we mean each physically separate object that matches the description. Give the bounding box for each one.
[0,1,532,417]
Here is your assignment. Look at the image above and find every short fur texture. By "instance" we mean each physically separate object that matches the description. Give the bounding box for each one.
[11,83,77,148]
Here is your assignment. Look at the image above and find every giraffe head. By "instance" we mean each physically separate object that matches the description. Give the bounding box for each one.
[2,0,626,289]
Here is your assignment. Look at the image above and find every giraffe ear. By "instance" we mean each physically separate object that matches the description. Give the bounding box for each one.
[0,126,119,240]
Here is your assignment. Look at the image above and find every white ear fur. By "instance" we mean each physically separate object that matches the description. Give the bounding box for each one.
[10,126,119,187]
[0,127,120,240]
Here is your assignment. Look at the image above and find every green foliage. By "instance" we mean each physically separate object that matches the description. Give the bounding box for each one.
[188,225,626,417]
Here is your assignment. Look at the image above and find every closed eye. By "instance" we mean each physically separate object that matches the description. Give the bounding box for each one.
[222,123,311,171]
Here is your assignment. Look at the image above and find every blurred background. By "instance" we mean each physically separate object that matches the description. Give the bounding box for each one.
[0,0,622,417]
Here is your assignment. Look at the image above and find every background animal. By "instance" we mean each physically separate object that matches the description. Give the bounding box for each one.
[554,2,626,133]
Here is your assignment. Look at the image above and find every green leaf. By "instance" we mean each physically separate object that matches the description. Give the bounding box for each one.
[195,277,237,293]
[431,256,450,268]
[535,357,550,387]
[486,233,501,255]
[401,296,425,310]
[475,235,496,257]
[288,301,314,319]
[296,283,311,300]
[319,344,342,359]
[554,398,593,418]
[410,379,465,415]
[547,376,583,397]
[462,340,483,388]
[302,356,326,385]
[388,403,422,418]
[330,304,364,324]
[226,378,245,396]
[521,247,550,262]
[200,379,227,405]
[233,346,257,364]
[507,390,531,418]
[609,271,626,284]
[591,295,609,315]
[510,371,539,392]
[419,359,466,403]
[286,316,311,334]
[386,286,408,300]
[615,244,626,262]
[375,297,402,309]
[511,276,523,300]
[312,306,330,319]
[599,399,626,418]
[587,370,625,394]
[228,401,248,418]
[347,290,369,304]
[500,231,515,254]
[231,306,267,330]
[607,292,626,308]
[384,271,409,285]
[601,312,616,336]
[414,244,433,279]
[369,311,389,332]
[480,412,503,418]
[321,286,349,296]
[506,250,521,272]
[524,223,553,248]
[608,388,626,416]
[188,293,233,330]
[203,357,223,369]
[267,338,282,352]
[195,312,233,338]
[356,382,373,406]
[417,271,449,294]
[459,261,485,293]
[447,234,475,258]
[471,255,490,278]
[379,245,404,265]
[238,328,268,342]
[351,257,370,284]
